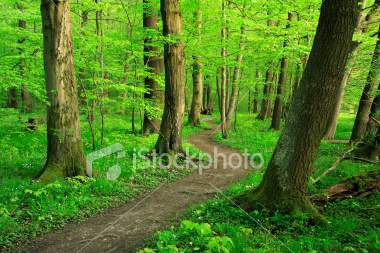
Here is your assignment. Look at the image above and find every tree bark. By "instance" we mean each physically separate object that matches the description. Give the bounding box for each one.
[237,0,358,216]
[143,0,163,134]
[7,88,18,109]
[219,0,228,138]
[252,71,260,113]
[39,0,86,181]
[257,66,274,120]
[351,25,380,142]
[271,13,293,130]
[366,84,380,135]
[17,19,33,112]
[324,0,369,139]
[206,82,213,114]
[189,7,203,126]
[226,24,246,129]
[155,0,185,154]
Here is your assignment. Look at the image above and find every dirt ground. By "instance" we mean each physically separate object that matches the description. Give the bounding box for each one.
[17,122,251,253]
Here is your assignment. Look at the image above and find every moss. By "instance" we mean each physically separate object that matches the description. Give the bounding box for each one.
[38,163,65,183]
[235,185,328,225]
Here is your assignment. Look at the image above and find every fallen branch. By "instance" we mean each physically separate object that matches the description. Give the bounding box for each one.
[325,139,350,144]
[311,145,355,184]
[348,156,380,164]
[369,116,380,126]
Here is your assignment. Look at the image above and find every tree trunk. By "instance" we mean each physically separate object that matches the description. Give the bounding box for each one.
[39,0,86,181]
[271,13,293,130]
[18,19,33,112]
[237,0,358,217]
[351,25,380,142]
[257,67,274,120]
[189,55,203,126]
[226,24,246,129]
[356,84,380,161]
[189,7,203,126]
[324,0,369,139]
[95,0,106,146]
[248,90,251,114]
[7,88,18,109]
[142,0,163,134]
[366,85,380,135]
[252,71,259,113]
[155,0,185,154]
[206,82,213,114]
[219,0,228,138]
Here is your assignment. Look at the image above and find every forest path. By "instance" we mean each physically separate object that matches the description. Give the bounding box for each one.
[18,120,251,253]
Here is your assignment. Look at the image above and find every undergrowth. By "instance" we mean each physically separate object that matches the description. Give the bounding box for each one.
[142,113,379,253]
[0,109,206,250]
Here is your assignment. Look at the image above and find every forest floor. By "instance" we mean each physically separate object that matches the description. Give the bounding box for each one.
[15,120,253,253]
[3,113,379,252]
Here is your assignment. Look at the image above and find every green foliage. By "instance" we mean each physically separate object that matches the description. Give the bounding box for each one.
[144,113,379,252]
[0,110,206,250]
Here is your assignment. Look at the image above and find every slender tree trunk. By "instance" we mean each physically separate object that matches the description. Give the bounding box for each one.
[325,0,369,139]
[248,90,251,114]
[226,24,246,129]
[206,82,213,114]
[143,0,163,134]
[39,0,86,181]
[189,55,203,126]
[257,67,273,120]
[271,13,293,130]
[7,88,18,108]
[355,84,380,161]
[237,0,358,216]
[366,84,380,135]
[252,71,259,113]
[216,68,221,113]
[95,0,106,146]
[189,7,203,126]
[17,19,33,112]
[155,0,185,154]
[219,0,228,138]
[351,25,380,142]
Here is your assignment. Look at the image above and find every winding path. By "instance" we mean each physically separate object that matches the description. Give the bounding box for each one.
[18,122,251,253]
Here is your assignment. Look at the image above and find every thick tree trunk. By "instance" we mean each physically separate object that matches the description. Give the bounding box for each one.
[189,8,203,126]
[271,13,293,130]
[142,0,163,134]
[351,25,380,142]
[39,0,86,181]
[155,0,185,154]
[237,0,358,216]
[226,25,246,129]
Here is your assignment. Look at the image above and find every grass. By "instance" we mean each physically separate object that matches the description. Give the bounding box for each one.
[141,113,379,253]
[0,108,206,250]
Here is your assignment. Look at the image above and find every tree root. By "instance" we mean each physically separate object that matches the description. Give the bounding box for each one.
[234,186,328,225]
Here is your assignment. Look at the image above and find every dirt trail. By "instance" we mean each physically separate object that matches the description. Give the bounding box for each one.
[18,121,250,253]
